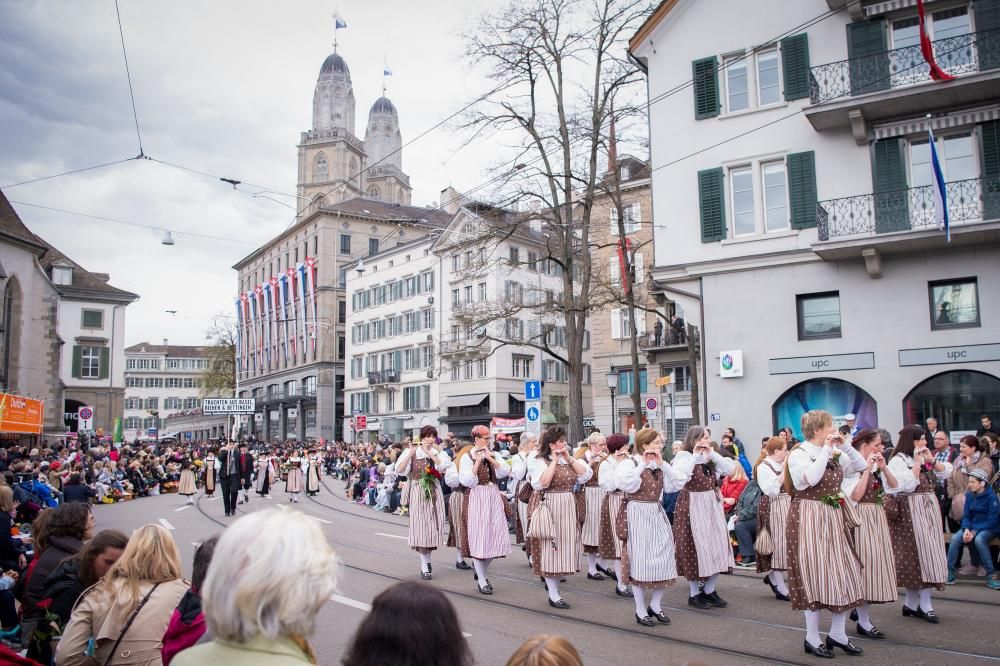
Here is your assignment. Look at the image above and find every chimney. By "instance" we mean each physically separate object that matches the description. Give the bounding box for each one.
[439,186,465,215]
[162,338,168,347]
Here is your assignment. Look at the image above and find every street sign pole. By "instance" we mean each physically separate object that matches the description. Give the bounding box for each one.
[670,391,676,443]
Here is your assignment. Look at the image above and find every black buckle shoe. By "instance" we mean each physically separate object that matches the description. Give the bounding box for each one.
[688,593,709,609]
[703,591,728,608]
[615,586,633,598]
[456,561,472,570]
[596,564,614,579]
[420,571,432,580]
[587,572,605,581]
[548,598,570,609]
[804,640,834,659]
[923,610,939,624]
[825,635,863,656]
[849,609,858,622]
[635,613,655,627]
[478,581,493,595]
[647,606,670,624]
[856,623,886,639]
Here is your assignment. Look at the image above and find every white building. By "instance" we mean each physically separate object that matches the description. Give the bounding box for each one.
[630,0,1000,450]
[343,235,442,442]
[123,342,211,441]
[430,204,594,439]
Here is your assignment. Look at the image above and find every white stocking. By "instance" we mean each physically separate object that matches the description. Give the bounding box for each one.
[770,570,789,595]
[688,580,701,597]
[587,552,598,575]
[456,548,465,564]
[632,585,647,617]
[856,602,874,631]
[829,611,849,643]
[919,588,934,613]
[703,573,719,594]
[649,589,665,614]
[544,577,561,602]
[804,610,821,647]
[904,587,918,609]
[419,552,431,574]
[614,561,626,590]
[473,559,489,588]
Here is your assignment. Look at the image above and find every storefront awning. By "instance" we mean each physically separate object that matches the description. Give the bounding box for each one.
[442,393,489,408]
[508,393,525,402]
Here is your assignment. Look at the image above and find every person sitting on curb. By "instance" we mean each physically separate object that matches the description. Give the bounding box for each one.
[947,468,1000,590]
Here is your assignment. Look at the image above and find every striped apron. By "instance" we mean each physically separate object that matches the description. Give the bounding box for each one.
[462,456,512,560]
[406,452,445,553]
[756,460,790,573]
[581,457,605,554]
[619,464,676,589]
[854,473,898,603]
[673,462,734,580]
[888,465,948,590]
[528,461,581,577]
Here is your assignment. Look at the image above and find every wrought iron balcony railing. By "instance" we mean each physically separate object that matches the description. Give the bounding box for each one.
[817,176,1000,241]
[637,332,689,351]
[809,29,1000,105]
[367,369,400,385]
[440,339,484,355]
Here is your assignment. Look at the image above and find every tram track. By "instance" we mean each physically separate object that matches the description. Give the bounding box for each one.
[194,484,1000,663]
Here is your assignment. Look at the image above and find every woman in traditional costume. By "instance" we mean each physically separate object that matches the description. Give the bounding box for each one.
[394,426,452,580]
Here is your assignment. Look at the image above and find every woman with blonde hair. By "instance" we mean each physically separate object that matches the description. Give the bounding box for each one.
[445,444,474,571]
[172,509,338,665]
[506,634,583,666]
[754,436,791,600]
[57,524,188,666]
[459,424,510,594]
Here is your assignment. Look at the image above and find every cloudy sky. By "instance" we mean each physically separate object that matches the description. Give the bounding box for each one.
[0,0,524,345]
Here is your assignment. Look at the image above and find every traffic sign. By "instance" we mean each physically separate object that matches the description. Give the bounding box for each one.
[355,415,368,430]
[644,396,659,420]
[524,380,542,401]
[525,400,541,437]
[78,406,94,431]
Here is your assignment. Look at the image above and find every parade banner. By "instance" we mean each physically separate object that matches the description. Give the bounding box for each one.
[297,262,308,360]
[0,393,44,435]
[286,267,297,358]
[278,274,290,364]
[240,292,250,373]
[305,257,318,354]
[269,276,280,363]
[255,285,266,369]
[250,288,261,370]
[262,281,273,369]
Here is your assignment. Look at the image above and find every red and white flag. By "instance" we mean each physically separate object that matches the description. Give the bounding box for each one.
[917,0,955,81]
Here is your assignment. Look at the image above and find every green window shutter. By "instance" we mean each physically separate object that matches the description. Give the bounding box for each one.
[71,346,82,379]
[780,34,811,100]
[99,348,110,380]
[788,151,818,229]
[692,56,720,119]
[974,0,1000,71]
[872,137,910,233]
[980,120,1000,219]
[698,167,726,242]
[847,20,889,95]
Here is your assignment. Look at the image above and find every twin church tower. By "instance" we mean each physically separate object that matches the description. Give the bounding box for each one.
[296,46,411,212]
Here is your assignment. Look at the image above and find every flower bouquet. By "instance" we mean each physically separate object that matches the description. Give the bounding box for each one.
[419,463,442,501]
[820,492,847,508]
[871,471,885,505]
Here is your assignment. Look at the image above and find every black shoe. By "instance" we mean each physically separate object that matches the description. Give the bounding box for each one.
[856,623,886,639]
[635,613,655,627]
[703,591,728,608]
[548,598,570,609]
[688,593,709,609]
[775,590,790,602]
[478,581,493,595]
[647,606,671,624]
[763,576,779,595]
[849,609,858,622]
[428,563,432,574]
[540,576,547,589]
[902,605,938,623]
[615,586,633,598]
[804,640,834,659]
[560,577,567,582]
[420,571,432,580]
[456,561,472,570]
[923,610,939,624]
[587,572,605,581]
[596,564,614,579]
[825,635,863,655]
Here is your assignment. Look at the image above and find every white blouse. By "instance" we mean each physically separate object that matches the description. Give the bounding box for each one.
[527,455,592,491]
[885,453,952,495]
[459,450,510,488]
[510,451,534,482]
[394,447,452,476]
[756,458,785,498]
[615,455,687,494]
[444,464,461,489]
[787,441,867,492]
[671,450,737,483]
[598,457,623,493]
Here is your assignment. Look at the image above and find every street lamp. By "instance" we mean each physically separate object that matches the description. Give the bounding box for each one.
[605,370,620,433]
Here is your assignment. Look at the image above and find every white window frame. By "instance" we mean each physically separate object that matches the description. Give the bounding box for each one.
[721,44,785,116]
[755,46,782,107]
[725,153,791,238]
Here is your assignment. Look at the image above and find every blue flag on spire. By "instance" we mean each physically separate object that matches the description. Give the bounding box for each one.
[334,13,347,29]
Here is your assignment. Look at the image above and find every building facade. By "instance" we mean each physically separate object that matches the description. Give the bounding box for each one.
[631,0,1000,452]
[123,342,211,441]
[343,236,441,442]
[431,205,594,438]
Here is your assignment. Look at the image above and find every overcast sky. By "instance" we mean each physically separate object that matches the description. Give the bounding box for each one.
[0,0,522,345]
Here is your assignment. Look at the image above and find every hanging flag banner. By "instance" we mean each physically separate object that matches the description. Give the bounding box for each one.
[252,286,263,370]
[917,0,955,81]
[297,263,309,359]
[305,257,318,354]
[279,273,290,364]
[928,126,951,243]
[269,276,280,363]
[286,267,298,358]
[263,281,274,369]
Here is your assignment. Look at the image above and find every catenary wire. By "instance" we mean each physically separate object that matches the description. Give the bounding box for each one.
[114,0,145,157]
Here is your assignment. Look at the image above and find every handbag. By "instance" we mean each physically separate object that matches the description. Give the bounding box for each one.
[399,481,410,507]
[102,583,160,666]
[526,494,555,541]
[754,526,774,556]
[516,481,533,504]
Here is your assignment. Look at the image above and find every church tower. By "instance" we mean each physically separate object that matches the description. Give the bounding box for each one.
[297,50,366,212]
[363,95,411,205]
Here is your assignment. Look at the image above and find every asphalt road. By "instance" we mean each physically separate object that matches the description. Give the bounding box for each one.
[94,479,1000,666]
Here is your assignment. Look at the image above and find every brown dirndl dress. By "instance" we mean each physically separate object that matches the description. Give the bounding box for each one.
[786,455,864,612]
[528,461,582,577]
[617,464,676,589]
[203,459,216,496]
[581,458,605,555]
[447,485,467,549]
[853,472,898,603]
[756,460,790,573]
[461,458,512,560]
[887,464,948,591]
[405,452,446,554]
[673,462,734,581]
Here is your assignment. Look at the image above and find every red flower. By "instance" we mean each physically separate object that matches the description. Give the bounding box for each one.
[36,598,52,610]
[837,497,846,506]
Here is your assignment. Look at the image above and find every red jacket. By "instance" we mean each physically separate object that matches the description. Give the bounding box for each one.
[720,477,748,514]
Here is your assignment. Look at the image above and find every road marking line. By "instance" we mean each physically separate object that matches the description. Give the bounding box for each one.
[375,532,407,540]
[330,594,370,612]
[158,518,175,531]
[174,505,192,512]
[206,496,220,501]
[308,516,332,524]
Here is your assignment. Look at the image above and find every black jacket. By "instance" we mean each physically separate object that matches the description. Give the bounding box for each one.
[41,557,82,626]
[21,535,82,616]
[63,484,96,504]
[0,513,21,570]
[217,448,239,478]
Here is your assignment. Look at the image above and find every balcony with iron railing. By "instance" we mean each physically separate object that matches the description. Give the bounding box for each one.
[440,339,486,356]
[814,176,1000,258]
[637,332,689,352]
[367,369,400,386]
[451,301,488,319]
[805,30,1000,134]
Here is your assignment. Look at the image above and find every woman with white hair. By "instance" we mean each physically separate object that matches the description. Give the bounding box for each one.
[510,433,538,558]
[579,432,612,580]
[172,508,338,665]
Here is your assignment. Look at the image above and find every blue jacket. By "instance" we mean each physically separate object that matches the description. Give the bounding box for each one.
[961,487,1000,533]
[29,480,58,508]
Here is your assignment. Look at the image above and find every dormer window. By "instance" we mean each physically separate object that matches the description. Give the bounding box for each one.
[621,164,630,180]
[52,266,73,286]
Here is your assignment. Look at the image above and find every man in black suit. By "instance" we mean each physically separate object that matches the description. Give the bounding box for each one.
[217,439,240,516]
[237,441,254,504]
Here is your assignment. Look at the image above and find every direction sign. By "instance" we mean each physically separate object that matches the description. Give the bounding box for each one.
[524,380,542,401]
[655,374,673,388]
[77,406,94,431]
[202,398,256,415]
[525,400,541,437]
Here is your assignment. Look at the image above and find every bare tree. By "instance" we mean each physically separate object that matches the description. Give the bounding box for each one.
[459,0,652,443]
[201,315,238,398]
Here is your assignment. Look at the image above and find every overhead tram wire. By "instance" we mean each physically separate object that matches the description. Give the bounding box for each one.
[0,157,142,189]
[114,0,145,157]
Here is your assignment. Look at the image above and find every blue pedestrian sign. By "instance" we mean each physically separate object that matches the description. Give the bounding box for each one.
[524,380,542,400]
[526,405,540,422]
[525,400,542,436]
